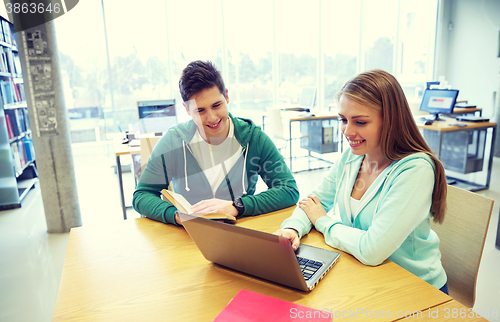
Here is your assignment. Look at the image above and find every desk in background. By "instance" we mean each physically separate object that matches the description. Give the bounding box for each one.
[262,112,341,172]
[114,137,161,220]
[53,207,456,321]
[114,141,140,220]
[448,107,483,117]
[417,118,496,192]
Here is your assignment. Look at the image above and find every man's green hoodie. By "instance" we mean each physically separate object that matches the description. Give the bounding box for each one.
[133,113,299,225]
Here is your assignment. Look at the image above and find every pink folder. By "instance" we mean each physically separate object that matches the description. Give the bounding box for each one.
[213,289,331,321]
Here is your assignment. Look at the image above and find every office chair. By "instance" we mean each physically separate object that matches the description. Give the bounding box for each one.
[266,107,310,172]
[430,185,494,308]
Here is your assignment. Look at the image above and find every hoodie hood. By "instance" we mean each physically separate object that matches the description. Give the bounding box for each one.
[172,113,256,148]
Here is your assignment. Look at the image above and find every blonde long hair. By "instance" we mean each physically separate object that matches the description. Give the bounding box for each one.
[337,69,446,223]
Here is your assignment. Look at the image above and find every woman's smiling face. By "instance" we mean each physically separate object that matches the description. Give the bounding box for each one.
[338,94,384,157]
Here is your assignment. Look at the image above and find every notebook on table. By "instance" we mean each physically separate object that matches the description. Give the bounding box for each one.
[179,212,340,291]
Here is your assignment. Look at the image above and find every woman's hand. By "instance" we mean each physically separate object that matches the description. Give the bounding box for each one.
[274,228,300,251]
[298,195,327,226]
[191,198,237,217]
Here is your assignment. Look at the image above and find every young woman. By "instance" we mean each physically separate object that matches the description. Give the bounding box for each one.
[275,69,449,293]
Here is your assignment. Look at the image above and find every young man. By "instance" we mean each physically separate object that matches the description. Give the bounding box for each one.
[133,60,299,225]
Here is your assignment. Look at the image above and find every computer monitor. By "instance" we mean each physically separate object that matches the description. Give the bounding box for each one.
[299,87,316,108]
[419,89,459,121]
[137,99,177,133]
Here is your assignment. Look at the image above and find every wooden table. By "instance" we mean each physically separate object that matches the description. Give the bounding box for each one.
[397,301,489,321]
[52,207,458,321]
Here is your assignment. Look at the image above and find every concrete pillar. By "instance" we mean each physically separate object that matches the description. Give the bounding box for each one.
[13,21,82,233]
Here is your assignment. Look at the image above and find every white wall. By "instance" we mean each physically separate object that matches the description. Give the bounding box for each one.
[436,0,500,117]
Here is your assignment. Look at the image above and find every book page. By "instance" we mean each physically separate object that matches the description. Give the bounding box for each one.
[161,189,192,214]
[160,189,236,223]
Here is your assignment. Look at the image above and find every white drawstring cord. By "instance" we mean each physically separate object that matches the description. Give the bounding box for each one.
[182,141,190,191]
[241,143,249,195]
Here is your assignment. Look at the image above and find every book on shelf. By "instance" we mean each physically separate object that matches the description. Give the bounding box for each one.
[13,81,21,103]
[8,23,16,47]
[213,289,331,321]
[17,140,26,168]
[160,189,236,223]
[4,48,14,73]
[0,19,4,43]
[23,106,30,129]
[24,137,35,161]
[9,79,17,103]
[16,108,26,132]
[10,142,22,174]
[0,50,8,73]
[13,108,22,133]
[0,80,11,104]
[5,113,14,139]
[0,79,19,104]
[12,52,22,75]
[4,109,19,137]
[2,20,11,45]
[18,83,26,101]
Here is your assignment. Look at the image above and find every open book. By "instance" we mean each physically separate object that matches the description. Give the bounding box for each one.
[160,189,236,223]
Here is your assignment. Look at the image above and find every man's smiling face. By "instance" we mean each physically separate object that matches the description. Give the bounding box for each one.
[184,86,230,144]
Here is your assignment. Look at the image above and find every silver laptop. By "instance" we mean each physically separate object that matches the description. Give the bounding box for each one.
[179,212,340,291]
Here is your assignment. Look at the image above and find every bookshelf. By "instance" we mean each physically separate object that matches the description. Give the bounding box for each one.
[0,16,37,210]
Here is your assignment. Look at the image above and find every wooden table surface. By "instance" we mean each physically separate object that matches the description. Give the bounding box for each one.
[398,301,489,321]
[53,207,454,321]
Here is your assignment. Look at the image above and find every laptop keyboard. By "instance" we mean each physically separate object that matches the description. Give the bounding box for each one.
[297,256,323,281]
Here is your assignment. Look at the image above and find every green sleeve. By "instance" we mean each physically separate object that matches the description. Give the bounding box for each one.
[132,136,180,225]
[240,130,299,216]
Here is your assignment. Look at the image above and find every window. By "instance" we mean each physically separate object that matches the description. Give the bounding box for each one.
[54,0,438,138]
[322,0,360,108]
[223,0,274,122]
[397,0,438,100]
[275,0,319,107]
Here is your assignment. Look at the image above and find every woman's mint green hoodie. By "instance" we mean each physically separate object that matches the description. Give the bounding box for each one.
[133,113,299,225]
[281,148,447,289]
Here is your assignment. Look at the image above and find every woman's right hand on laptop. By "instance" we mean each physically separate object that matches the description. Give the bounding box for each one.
[274,228,300,251]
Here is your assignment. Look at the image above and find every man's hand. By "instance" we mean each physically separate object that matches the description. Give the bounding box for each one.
[274,228,300,251]
[298,195,326,226]
[191,198,236,216]
[174,212,183,226]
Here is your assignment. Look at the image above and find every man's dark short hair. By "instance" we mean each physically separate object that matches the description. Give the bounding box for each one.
[179,60,226,103]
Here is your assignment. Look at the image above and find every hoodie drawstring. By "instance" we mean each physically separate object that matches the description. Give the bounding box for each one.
[182,141,190,191]
[241,143,249,195]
